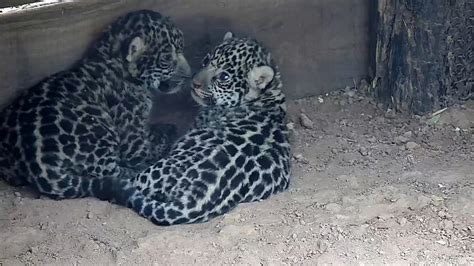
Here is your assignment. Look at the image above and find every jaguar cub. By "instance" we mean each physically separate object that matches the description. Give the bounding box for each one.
[0,10,191,199]
[114,32,292,225]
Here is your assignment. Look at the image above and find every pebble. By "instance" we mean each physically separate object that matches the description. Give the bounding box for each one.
[14,192,22,197]
[440,220,454,230]
[403,131,413,138]
[317,239,329,252]
[394,135,410,145]
[405,141,420,150]
[359,147,369,156]
[385,109,397,119]
[28,246,38,253]
[435,240,447,245]
[359,79,369,91]
[86,212,93,219]
[324,203,342,213]
[39,222,48,230]
[398,217,408,226]
[367,136,377,143]
[346,90,356,98]
[299,113,314,129]
[438,210,452,219]
[293,154,309,164]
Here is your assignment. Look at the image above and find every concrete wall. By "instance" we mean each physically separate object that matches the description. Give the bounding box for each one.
[0,0,370,108]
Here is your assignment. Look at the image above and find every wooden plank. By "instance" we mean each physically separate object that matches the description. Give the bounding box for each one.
[0,0,370,108]
[0,0,39,9]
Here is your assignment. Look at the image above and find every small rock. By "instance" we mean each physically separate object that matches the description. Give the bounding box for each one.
[398,217,408,226]
[293,154,309,164]
[405,141,420,150]
[431,195,444,206]
[403,131,413,138]
[286,122,295,131]
[39,222,47,230]
[291,233,297,239]
[435,240,447,245]
[28,246,38,253]
[440,220,454,230]
[406,155,415,164]
[324,203,342,213]
[394,136,410,145]
[299,113,314,129]
[367,136,377,143]
[359,147,369,156]
[318,96,324,103]
[14,192,22,197]
[359,79,369,91]
[346,90,356,98]
[438,210,452,219]
[385,109,396,119]
[331,148,338,154]
[316,239,329,252]
[86,212,93,219]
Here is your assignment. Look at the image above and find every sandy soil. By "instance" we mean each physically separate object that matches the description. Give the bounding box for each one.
[0,89,473,265]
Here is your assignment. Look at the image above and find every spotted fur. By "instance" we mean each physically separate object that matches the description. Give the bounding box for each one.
[0,10,191,199]
[113,33,291,225]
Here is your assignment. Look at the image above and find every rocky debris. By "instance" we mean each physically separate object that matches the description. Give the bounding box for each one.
[403,131,413,138]
[367,136,377,143]
[293,154,309,164]
[384,108,397,119]
[344,88,356,98]
[316,239,329,252]
[324,203,342,213]
[394,135,410,145]
[299,113,314,129]
[358,147,369,156]
[405,141,420,151]
[359,79,370,92]
[397,217,408,226]
[437,104,474,129]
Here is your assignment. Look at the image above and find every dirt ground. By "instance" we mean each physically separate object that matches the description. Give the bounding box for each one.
[0,89,473,265]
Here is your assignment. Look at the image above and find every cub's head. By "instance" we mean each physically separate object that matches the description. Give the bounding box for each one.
[107,10,191,94]
[191,32,276,106]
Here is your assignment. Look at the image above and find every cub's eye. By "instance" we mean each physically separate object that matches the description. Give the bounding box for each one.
[217,72,230,82]
[159,54,172,66]
[202,53,211,67]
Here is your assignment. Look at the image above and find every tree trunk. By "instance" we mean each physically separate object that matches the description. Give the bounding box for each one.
[374,0,473,114]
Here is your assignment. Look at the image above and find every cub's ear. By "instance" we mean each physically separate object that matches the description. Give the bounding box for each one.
[248,66,274,90]
[223,31,234,41]
[126,36,145,62]
[245,65,275,101]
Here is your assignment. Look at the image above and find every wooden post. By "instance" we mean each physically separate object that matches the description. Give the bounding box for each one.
[0,0,39,9]
[373,1,473,114]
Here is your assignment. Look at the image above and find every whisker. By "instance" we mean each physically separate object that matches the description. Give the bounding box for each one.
[172,73,192,79]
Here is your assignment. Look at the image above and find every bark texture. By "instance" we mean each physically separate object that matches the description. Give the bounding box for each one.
[374,0,473,114]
